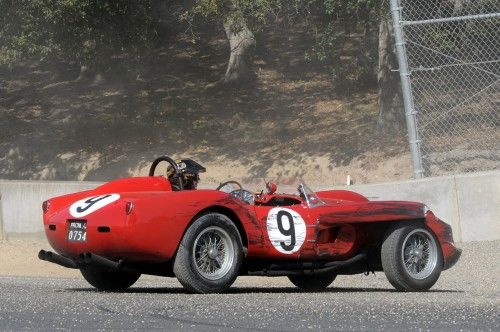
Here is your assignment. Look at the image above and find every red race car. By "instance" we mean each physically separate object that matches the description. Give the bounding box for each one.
[39,156,461,293]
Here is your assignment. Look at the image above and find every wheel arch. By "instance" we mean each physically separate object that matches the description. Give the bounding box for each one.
[359,218,428,244]
[356,218,429,270]
[188,205,249,250]
[379,218,446,267]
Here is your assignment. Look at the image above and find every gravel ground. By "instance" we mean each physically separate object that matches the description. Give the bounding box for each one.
[0,241,498,331]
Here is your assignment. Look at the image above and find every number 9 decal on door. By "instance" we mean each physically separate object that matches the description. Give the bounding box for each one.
[266,207,306,254]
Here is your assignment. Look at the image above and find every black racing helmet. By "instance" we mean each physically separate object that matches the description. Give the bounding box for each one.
[167,158,206,190]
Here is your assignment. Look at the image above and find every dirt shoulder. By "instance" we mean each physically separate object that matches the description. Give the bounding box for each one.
[0,239,79,278]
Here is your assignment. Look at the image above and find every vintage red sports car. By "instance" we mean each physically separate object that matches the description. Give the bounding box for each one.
[39,156,461,293]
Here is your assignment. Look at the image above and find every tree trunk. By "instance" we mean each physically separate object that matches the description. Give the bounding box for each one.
[377,16,405,133]
[221,16,256,85]
[75,63,105,85]
[75,65,91,82]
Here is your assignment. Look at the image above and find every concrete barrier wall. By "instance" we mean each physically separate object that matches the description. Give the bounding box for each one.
[0,181,100,238]
[334,171,499,242]
[0,171,498,241]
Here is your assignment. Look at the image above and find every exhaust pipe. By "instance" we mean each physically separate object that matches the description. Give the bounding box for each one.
[39,250,129,272]
[38,250,78,269]
[248,252,367,277]
[79,253,121,270]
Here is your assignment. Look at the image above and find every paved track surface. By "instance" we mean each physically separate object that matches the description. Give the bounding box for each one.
[0,241,499,331]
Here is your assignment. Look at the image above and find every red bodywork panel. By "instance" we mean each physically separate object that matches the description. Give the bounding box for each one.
[42,177,460,270]
[44,177,260,262]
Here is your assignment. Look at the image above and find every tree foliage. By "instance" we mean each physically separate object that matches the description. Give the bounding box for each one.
[300,0,381,91]
[1,0,381,82]
[0,0,155,67]
[191,0,381,90]
[0,0,384,89]
[192,0,281,30]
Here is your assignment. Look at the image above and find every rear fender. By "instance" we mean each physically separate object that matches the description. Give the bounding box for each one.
[43,190,94,220]
[190,206,250,245]
[93,176,172,193]
[43,176,171,219]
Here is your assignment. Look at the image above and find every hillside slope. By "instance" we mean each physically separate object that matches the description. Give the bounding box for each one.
[0,28,412,186]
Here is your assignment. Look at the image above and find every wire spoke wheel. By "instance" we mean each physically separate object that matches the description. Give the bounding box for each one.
[192,226,234,280]
[174,213,243,293]
[382,223,443,291]
[401,229,438,280]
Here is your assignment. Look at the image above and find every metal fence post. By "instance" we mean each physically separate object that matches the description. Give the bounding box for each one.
[389,0,425,178]
[0,194,4,240]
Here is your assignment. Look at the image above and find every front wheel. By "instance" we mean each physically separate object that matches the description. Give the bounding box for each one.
[381,223,443,292]
[173,213,244,293]
[80,267,140,291]
[288,274,336,291]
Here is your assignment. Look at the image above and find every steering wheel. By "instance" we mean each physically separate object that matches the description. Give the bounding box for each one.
[229,189,255,205]
[215,180,243,191]
[149,155,184,191]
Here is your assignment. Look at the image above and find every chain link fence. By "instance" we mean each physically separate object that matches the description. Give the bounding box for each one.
[391,0,500,177]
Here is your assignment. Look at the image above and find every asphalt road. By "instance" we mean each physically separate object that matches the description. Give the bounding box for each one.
[0,241,499,331]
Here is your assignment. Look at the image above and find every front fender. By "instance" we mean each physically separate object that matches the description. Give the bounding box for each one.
[424,211,461,270]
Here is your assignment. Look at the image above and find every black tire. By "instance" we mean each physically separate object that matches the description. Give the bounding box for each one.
[173,213,244,294]
[80,267,140,291]
[288,274,337,290]
[381,223,443,292]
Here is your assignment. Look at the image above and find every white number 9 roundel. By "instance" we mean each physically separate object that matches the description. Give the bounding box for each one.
[69,194,120,218]
[266,207,306,254]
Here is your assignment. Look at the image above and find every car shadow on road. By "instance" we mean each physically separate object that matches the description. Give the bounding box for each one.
[67,286,463,294]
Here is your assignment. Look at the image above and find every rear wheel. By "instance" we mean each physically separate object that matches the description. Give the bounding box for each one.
[288,274,336,290]
[174,213,243,293]
[80,267,140,291]
[381,223,443,291]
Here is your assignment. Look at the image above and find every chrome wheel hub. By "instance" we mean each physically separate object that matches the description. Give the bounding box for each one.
[193,226,234,280]
[208,248,218,259]
[402,229,438,280]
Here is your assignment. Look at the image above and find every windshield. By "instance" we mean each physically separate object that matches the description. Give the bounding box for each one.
[297,181,325,208]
